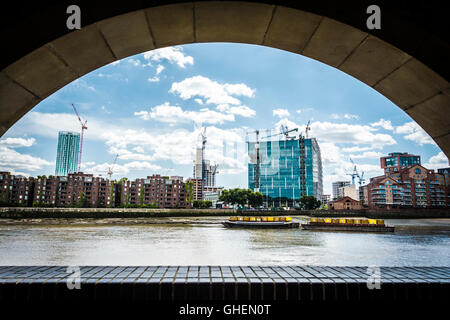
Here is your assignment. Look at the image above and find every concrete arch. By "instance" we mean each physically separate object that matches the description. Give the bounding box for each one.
[0,1,449,157]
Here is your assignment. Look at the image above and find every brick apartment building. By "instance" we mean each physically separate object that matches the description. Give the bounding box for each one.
[120,175,189,208]
[186,178,203,201]
[1,172,191,208]
[33,172,116,207]
[365,153,449,209]
[0,172,34,206]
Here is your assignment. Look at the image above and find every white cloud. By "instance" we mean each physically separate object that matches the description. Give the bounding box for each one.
[100,105,112,114]
[269,118,391,194]
[0,137,35,148]
[395,121,435,145]
[341,146,372,153]
[134,102,235,124]
[319,142,343,165]
[274,118,396,149]
[216,104,256,118]
[124,161,161,171]
[134,111,150,120]
[70,79,95,91]
[297,107,314,113]
[423,152,449,170]
[195,99,204,105]
[143,47,194,68]
[0,136,53,174]
[311,121,396,149]
[0,145,52,172]
[7,111,247,177]
[98,73,113,78]
[100,125,246,172]
[127,58,141,67]
[13,112,117,142]
[108,146,154,161]
[156,64,165,75]
[147,64,165,83]
[81,161,96,168]
[148,76,160,82]
[170,75,255,105]
[370,118,394,130]
[331,113,359,120]
[318,141,384,194]
[349,151,384,159]
[133,146,144,153]
[85,161,162,177]
[273,108,290,118]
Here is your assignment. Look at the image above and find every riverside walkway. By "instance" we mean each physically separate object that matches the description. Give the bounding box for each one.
[0,266,448,301]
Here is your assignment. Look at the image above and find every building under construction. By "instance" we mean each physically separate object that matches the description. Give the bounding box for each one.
[193,149,218,187]
[247,126,323,207]
[192,128,219,200]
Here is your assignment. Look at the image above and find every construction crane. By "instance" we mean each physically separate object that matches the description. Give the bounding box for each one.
[281,125,298,139]
[210,164,219,186]
[71,103,88,172]
[359,171,365,186]
[107,154,119,180]
[264,126,299,140]
[200,127,207,192]
[305,120,311,138]
[246,130,260,192]
[347,158,366,186]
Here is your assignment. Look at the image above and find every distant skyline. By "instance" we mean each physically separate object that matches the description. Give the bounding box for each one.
[0,43,448,194]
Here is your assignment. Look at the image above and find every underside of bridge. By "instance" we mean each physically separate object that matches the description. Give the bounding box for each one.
[0,1,449,157]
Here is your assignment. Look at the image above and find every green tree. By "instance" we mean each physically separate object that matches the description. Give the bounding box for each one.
[298,195,321,210]
[77,191,89,208]
[248,191,264,208]
[109,183,115,208]
[193,200,202,208]
[219,188,262,208]
[96,195,105,208]
[125,193,130,207]
[193,200,213,208]
[139,187,144,206]
[185,180,194,205]
[203,200,212,208]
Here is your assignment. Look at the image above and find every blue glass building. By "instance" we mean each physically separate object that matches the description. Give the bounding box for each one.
[55,131,80,176]
[248,137,323,207]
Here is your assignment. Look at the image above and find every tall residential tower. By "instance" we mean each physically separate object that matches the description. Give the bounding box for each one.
[55,131,80,176]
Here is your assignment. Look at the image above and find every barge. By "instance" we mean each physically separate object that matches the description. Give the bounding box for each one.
[223,216,299,229]
[301,218,394,232]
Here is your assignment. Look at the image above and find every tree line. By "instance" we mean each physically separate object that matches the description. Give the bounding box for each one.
[218,188,322,210]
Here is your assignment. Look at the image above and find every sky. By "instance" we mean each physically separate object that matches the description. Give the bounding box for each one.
[0,43,448,194]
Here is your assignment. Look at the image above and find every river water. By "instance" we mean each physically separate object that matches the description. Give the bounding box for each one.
[0,217,449,266]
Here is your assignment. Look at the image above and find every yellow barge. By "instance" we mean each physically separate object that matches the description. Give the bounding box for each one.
[223,216,299,229]
[301,218,394,232]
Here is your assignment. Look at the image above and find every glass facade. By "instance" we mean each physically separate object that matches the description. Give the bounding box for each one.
[55,131,80,176]
[400,156,420,167]
[248,137,323,207]
[382,152,421,174]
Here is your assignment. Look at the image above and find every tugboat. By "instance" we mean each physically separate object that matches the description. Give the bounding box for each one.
[223,216,299,229]
[301,218,394,232]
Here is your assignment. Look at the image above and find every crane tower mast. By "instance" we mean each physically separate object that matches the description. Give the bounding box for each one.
[71,104,88,172]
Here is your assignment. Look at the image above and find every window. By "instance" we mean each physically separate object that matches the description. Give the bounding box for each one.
[414,168,421,174]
